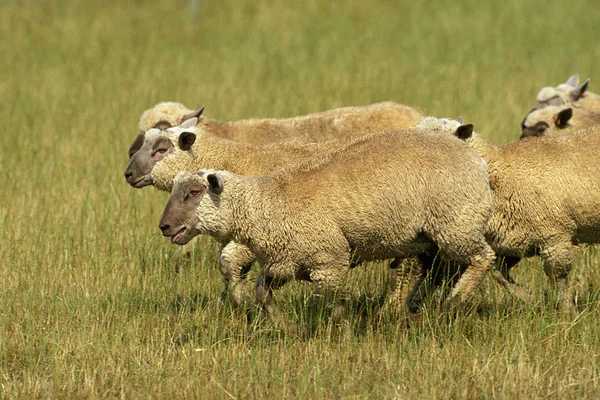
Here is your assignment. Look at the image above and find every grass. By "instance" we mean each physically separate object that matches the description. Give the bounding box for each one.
[1,0,600,398]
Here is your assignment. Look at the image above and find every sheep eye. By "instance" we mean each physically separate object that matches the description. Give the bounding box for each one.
[537,126,546,134]
[152,148,168,156]
[189,190,201,197]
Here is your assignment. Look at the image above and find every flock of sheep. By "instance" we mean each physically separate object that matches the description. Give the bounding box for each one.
[123,74,600,327]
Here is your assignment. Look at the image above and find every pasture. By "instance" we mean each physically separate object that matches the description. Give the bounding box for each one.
[1,0,600,398]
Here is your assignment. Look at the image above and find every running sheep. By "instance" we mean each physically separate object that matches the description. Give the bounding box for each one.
[426,116,600,310]
[520,105,600,138]
[124,116,422,308]
[521,74,600,138]
[158,127,496,325]
[134,101,424,146]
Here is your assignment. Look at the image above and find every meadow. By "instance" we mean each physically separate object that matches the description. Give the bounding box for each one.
[1,0,600,398]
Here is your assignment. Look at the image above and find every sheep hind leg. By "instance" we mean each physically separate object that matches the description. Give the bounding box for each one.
[381,257,422,319]
[490,256,532,301]
[444,245,496,309]
[405,251,445,313]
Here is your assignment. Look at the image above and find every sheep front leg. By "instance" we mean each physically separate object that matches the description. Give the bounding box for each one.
[310,260,351,327]
[540,242,575,312]
[219,242,256,307]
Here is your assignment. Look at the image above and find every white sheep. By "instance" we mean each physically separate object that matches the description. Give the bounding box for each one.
[521,74,599,138]
[533,74,595,110]
[438,118,600,310]
[134,101,424,146]
[158,126,496,325]
[124,118,420,307]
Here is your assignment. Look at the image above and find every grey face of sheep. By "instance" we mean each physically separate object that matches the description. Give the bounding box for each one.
[520,108,572,139]
[533,77,590,110]
[145,107,205,132]
[129,106,205,157]
[159,172,224,245]
[124,134,174,188]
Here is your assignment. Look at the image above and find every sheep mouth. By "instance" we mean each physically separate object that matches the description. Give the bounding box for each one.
[130,175,153,188]
[171,227,189,245]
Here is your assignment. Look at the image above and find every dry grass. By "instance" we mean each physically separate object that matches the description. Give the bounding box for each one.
[1,0,600,398]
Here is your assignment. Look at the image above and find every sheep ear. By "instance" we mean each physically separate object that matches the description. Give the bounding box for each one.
[179,117,198,129]
[178,132,197,151]
[571,79,589,100]
[554,108,572,127]
[454,116,464,124]
[566,73,579,87]
[207,173,224,195]
[454,124,474,140]
[181,106,205,122]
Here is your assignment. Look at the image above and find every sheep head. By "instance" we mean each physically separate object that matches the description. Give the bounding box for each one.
[530,74,590,112]
[159,170,224,245]
[137,101,204,133]
[123,118,198,188]
[520,106,573,139]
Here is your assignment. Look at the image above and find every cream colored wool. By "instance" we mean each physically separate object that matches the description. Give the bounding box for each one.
[163,128,496,322]
[148,122,421,307]
[137,101,424,144]
[459,125,600,308]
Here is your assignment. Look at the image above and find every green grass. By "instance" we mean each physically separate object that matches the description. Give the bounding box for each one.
[1,0,600,397]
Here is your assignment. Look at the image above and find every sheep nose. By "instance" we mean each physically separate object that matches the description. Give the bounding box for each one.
[124,171,133,179]
[159,223,170,233]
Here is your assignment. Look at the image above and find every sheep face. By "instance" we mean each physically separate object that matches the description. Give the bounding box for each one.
[159,170,223,245]
[158,172,205,245]
[124,129,175,188]
[529,75,590,112]
[520,106,573,139]
[124,118,199,188]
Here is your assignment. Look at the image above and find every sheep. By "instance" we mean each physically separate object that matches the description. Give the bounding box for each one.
[433,118,600,310]
[124,118,420,308]
[520,105,600,139]
[521,74,600,137]
[133,101,424,146]
[157,126,496,326]
[533,74,597,111]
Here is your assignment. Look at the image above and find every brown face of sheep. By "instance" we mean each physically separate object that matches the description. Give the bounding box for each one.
[520,121,550,139]
[123,135,174,188]
[158,183,205,245]
[158,173,222,245]
[520,108,572,139]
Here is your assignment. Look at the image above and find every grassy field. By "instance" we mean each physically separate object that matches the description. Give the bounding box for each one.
[1,0,600,398]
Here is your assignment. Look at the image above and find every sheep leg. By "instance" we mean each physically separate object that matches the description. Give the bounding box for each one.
[219,242,256,307]
[255,266,289,328]
[383,257,424,317]
[444,245,496,307]
[405,251,444,313]
[310,259,351,326]
[540,242,575,311]
[490,256,531,300]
